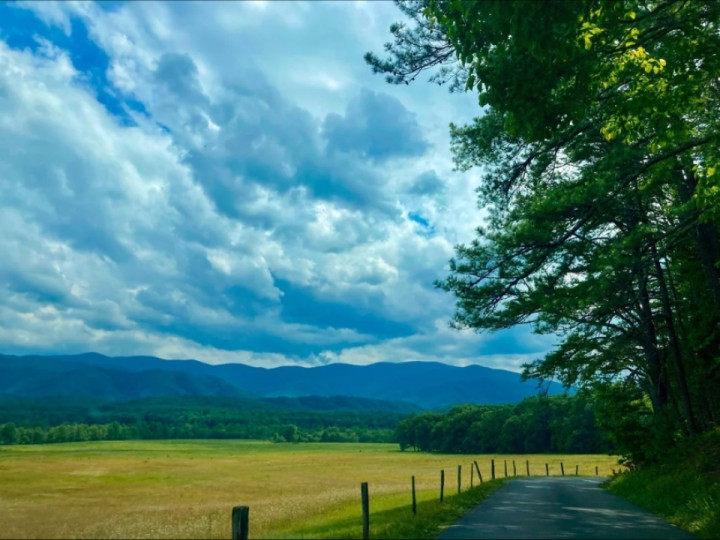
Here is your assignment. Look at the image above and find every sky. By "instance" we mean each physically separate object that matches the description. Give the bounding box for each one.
[0,0,556,370]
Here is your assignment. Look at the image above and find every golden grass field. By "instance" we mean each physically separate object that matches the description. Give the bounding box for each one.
[0,440,622,539]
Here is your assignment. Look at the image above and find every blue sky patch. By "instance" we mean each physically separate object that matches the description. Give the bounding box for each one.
[0,3,138,126]
[409,211,436,237]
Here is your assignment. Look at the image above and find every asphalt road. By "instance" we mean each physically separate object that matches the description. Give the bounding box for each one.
[437,477,694,539]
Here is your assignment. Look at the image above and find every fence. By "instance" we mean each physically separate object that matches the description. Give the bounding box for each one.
[230,458,618,539]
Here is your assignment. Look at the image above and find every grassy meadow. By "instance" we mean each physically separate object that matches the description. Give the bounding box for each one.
[0,440,620,539]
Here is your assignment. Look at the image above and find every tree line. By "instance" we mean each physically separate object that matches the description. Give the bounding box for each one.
[1,393,613,453]
[0,420,394,445]
[396,394,612,454]
[367,0,720,466]
[0,389,628,455]
[0,395,399,445]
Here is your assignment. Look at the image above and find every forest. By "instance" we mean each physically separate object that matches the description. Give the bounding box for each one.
[0,392,616,457]
[366,0,720,467]
[0,395,400,445]
[396,394,612,454]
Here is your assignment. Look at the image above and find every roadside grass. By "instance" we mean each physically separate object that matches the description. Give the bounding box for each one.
[267,481,507,539]
[605,429,720,539]
[0,440,619,539]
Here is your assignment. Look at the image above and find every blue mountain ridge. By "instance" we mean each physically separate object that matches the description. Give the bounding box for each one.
[0,352,567,410]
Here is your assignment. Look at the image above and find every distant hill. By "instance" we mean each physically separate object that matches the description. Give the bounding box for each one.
[0,352,566,410]
[0,360,253,401]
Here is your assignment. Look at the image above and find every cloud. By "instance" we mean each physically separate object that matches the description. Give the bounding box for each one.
[312,320,555,373]
[407,169,445,196]
[0,2,557,372]
[153,52,208,105]
[323,88,430,163]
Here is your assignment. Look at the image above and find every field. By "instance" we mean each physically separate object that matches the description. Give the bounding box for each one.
[0,440,621,539]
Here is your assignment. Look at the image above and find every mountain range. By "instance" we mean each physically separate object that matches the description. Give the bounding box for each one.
[0,352,566,410]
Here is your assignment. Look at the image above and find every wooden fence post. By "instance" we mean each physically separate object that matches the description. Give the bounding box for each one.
[512,460,517,477]
[470,463,474,488]
[411,476,417,516]
[575,465,579,476]
[595,466,599,476]
[526,460,530,476]
[545,463,549,476]
[440,470,445,502]
[231,506,249,540]
[457,465,462,494]
[474,461,483,484]
[361,482,369,540]
[504,460,508,478]
[560,462,565,476]
[491,459,495,480]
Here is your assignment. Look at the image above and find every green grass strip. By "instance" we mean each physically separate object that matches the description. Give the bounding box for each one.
[604,430,720,539]
[606,470,720,539]
[266,479,506,539]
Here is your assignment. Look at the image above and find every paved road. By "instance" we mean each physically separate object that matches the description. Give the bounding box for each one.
[437,477,694,539]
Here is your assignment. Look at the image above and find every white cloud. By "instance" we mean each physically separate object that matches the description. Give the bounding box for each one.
[0,1,556,371]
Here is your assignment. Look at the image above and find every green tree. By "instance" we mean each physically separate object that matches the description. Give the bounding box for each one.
[0,422,18,445]
[396,415,416,451]
[280,424,299,443]
[368,0,720,465]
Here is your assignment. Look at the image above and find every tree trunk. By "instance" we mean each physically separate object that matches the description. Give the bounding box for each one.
[679,166,720,317]
[636,269,669,415]
[651,245,698,435]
